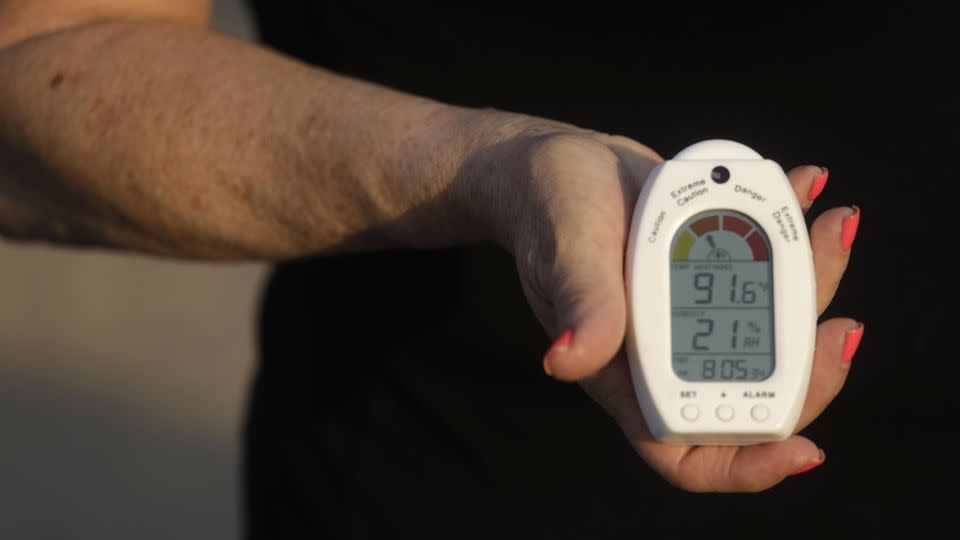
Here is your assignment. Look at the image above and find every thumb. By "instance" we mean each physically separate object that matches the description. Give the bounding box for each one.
[542,239,627,381]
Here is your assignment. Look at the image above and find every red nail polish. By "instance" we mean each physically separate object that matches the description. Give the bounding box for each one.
[790,449,826,476]
[807,167,829,201]
[841,206,860,251]
[842,324,864,366]
[543,328,573,375]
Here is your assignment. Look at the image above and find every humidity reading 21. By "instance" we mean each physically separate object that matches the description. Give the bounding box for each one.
[670,210,774,381]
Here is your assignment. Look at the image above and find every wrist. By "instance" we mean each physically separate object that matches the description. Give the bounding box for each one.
[445,108,581,252]
[370,101,493,250]
[380,103,541,251]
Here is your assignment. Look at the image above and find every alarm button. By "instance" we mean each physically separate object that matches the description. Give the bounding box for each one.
[751,404,770,422]
[681,405,700,422]
[715,405,735,422]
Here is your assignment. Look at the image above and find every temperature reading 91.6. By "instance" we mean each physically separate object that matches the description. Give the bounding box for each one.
[669,210,775,382]
[693,272,762,305]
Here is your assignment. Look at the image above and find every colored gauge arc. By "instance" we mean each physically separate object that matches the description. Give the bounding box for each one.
[671,211,770,262]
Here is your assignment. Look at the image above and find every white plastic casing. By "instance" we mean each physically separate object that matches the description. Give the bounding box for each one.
[625,140,816,445]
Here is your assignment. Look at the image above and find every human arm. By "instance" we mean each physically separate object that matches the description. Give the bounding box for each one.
[0,0,861,491]
[0,0,486,258]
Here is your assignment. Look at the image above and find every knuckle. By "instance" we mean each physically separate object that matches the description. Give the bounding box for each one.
[602,134,663,161]
[528,132,619,172]
[667,471,712,493]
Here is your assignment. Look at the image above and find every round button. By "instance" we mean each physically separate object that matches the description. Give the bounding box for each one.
[715,405,735,422]
[751,404,770,422]
[710,166,731,184]
[681,405,700,422]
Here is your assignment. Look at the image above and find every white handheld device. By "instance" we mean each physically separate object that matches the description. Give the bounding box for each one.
[625,140,816,445]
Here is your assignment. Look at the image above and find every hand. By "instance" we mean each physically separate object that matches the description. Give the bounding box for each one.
[464,112,861,492]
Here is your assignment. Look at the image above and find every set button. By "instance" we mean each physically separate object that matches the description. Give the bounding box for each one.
[681,405,700,422]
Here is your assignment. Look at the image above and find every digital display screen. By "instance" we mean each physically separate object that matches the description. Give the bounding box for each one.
[670,210,774,381]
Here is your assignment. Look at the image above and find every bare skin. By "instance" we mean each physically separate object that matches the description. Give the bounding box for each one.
[0,0,860,492]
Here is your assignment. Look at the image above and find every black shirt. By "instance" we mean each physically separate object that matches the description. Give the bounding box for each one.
[245,2,957,538]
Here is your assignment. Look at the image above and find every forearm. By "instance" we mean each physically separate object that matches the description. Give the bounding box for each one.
[0,21,485,259]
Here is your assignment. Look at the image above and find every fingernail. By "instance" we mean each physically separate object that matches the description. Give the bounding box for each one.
[842,323,864,366]
[841,205,860,251]
[543,328,573,376]
[807,167,829,201]
[790,449,826,476]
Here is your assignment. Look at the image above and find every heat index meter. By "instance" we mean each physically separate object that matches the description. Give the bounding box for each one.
[624,140,816,445]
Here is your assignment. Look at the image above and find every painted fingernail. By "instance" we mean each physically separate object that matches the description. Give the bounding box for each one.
[807,167,829,201]
[842,323,864,366]
[790,449,826,476]
[543,328,573,376]
[841,205,860,251]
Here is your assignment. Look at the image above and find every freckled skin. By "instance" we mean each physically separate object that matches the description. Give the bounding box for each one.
[1,19,485,258]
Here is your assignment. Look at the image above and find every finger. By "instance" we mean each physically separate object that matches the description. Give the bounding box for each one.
[542,134,659,381]
[786,165,829,213]
[543,236,629,381]
[810,206,860,314]
[663,436,824,492]
[585,353,828,492]
[610,380,823,491]
[540,139,635,381]
[796,317,864,430]
[659,318,864,491]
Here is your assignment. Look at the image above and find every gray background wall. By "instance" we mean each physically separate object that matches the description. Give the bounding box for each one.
[1,2,263,538]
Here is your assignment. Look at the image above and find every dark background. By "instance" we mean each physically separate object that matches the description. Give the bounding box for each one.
[250,1,959,536]
[1,2,955,538]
